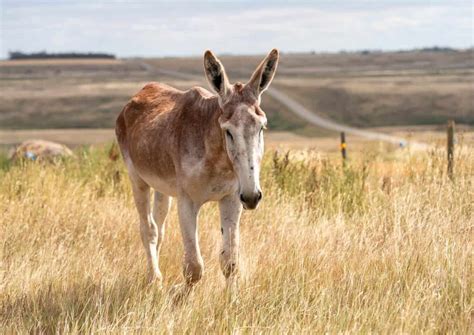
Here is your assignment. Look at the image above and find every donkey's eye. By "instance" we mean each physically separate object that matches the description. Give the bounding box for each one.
[226,129,234,141]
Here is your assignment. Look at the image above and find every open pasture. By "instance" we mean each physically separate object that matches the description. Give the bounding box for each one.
[1,143,472,333]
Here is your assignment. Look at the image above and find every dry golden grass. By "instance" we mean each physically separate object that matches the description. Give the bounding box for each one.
[1,145,472,333]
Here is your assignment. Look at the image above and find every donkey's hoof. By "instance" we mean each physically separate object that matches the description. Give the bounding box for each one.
[147,272,163,288]
[169,283,193,305]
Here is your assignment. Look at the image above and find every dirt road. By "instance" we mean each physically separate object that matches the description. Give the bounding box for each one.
[138,61,428,150]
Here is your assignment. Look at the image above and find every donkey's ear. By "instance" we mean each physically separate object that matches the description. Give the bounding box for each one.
[203,50,231,100]
[247,49,279,96]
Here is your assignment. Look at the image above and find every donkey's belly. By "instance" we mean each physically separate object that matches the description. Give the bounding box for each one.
[140,171,178,197]
[125,156,178,196]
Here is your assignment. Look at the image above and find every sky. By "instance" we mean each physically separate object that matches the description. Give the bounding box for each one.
[1,0,472,59]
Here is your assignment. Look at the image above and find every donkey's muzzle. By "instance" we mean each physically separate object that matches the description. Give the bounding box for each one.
[240,190,262,210]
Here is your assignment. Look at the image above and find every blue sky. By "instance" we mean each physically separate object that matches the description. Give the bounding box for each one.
[1,0,472,59]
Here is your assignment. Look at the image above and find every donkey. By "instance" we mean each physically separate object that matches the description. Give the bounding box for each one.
[115,49,279,286]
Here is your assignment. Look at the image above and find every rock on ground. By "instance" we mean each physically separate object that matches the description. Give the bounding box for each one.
[9,139,73,162]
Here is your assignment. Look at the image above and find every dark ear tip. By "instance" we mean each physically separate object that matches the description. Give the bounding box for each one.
[204,50,214,58]
[270,49,279,57]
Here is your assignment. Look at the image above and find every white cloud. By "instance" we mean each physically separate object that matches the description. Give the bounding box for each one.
[1,1,472,58]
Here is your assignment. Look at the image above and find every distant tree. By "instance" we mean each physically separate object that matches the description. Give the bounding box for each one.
[9,51,116,60]
[420,46,456,52]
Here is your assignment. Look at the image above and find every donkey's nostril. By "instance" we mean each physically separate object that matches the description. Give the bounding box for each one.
[240,194,245,202]
[257,190,263,201]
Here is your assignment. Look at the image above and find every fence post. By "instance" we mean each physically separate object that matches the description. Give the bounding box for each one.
[447,120,455,180]
[340,132,347,164]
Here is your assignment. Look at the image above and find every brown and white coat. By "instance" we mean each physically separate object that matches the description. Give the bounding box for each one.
[116,49,279,286]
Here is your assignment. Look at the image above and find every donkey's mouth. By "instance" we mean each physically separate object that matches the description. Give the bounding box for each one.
[239,191,262,210]
[242,203,258,210]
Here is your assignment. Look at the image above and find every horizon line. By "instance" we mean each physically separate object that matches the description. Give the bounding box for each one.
[2,45,473,61]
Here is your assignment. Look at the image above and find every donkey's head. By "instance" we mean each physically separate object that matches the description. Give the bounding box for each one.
[204,49,279,210]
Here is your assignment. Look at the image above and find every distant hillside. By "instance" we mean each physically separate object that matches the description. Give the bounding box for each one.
[0,50,472,132]
[9,51,115,60]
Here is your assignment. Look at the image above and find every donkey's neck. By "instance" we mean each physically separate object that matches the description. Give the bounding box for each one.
[201,94,226,146]
[189,92,232,171]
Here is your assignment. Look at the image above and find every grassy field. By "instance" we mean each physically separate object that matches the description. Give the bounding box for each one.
[1,143,472,333]
[1,50,472,134]
[1,49,472,333]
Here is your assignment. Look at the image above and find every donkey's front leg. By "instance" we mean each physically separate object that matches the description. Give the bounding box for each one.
[177,194,204,286]
[218,194,243,279]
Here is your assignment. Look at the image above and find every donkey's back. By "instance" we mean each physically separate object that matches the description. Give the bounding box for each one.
[116,82,181,156]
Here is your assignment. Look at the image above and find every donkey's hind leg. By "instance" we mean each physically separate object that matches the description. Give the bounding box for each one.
[128,171,162,284]
[152,191,171,280]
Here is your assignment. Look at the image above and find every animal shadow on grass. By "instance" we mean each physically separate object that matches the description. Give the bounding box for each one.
[167,283,193,306]
[1,277,164,333]
[2,274,242,332]
[166,275,240,307]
